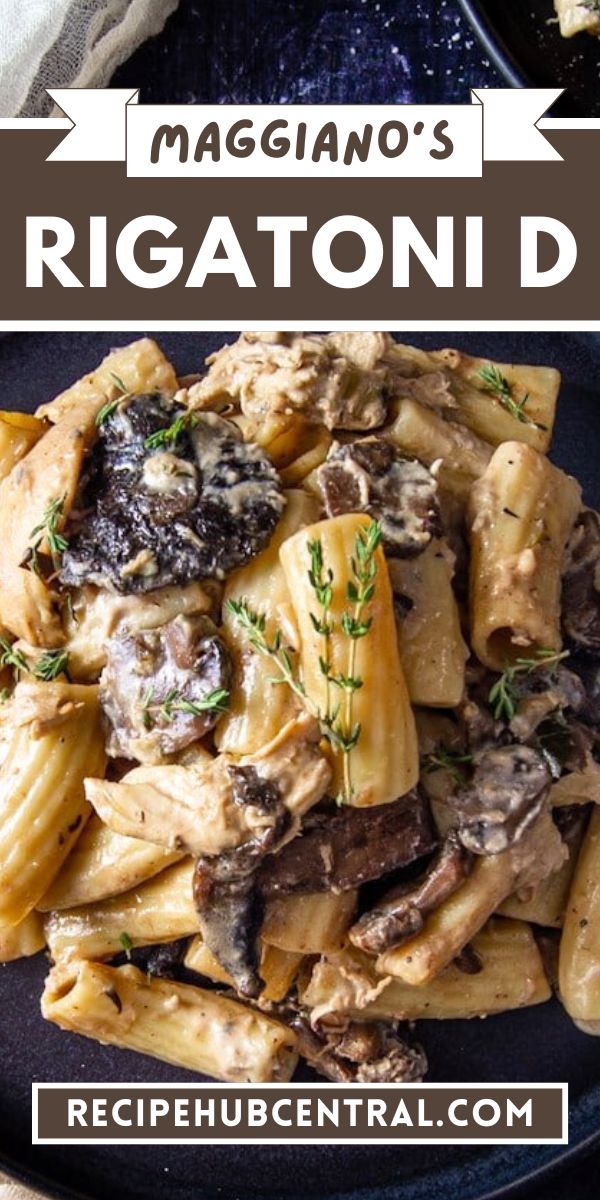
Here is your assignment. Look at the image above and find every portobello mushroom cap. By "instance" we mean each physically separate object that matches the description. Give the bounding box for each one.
[193,766,291,998]
[562,510,600,655]
[316,439,441,557]
[349,831,472,955]
[60,395,285,593]
[258,790,436,897]
[100,614,232,762]
[450,744,551,855]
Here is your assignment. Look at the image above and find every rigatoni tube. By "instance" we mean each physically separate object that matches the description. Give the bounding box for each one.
[559,806,600,1024]
[44,859,197,962]
[280,513,418,806]
[217,489,319,755]
[468,441,581,670]
[0,681,106,928]
[42,960,298,1082]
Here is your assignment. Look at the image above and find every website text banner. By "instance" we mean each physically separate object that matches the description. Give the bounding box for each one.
[33,1083,567,1145]
[1,126,599,320]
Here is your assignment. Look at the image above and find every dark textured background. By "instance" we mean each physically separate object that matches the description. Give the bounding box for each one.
[112,0,501,104]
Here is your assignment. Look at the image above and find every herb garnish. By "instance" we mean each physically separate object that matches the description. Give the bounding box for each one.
[141,684,230,730]
[580,1,600,14]
[488,647,570,722]
[0,638,29,675]
[33,649,70,682]
[119,932,133,960]
[422,747,474,787]
[0,638,69,683]
[227,520,382,804]
[478,364,547,432]
[28,495,69,573]
[96,373,130,426]
[144,410,198,451]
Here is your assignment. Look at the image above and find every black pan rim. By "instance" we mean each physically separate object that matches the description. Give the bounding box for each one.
[2,1126,600,1200]
[456,0,532,90]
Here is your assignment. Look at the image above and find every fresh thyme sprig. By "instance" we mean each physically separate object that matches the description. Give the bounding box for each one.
[225,600,308,703]
[422,747,474,788]
[0,638,69,683]
[27,495,69,574]
[141,684,230,730]
[0,638,29,675]
[34,649,70,682]
[96,372,131,427]
[227,520,382,804]
[488,647,570,722]
[478,364,547,432]
[144,410,199,451]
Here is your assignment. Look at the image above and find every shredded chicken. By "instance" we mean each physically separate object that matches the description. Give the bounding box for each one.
[184,332,394,431]
[85,714,331,856]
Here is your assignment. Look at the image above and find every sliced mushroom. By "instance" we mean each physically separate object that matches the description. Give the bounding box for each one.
[562,509,600,655]
[316,439,440,557]
[349,832,472,954]
[193,767,291,997]
[259,791,436,897]
[289,1015,427,1083]
[509,665,586,742]
[100,614,232,763]
[61,396,285,593]
[450,745,551,855]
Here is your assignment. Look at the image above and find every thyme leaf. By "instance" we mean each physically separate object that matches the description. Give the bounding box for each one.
[28,495,69,571]
[119,931,133,960]
[144,410,198,451]
[478,363,548,432]
[422,747,473,788]
[141,684,229,729]
[487,647,570,722]
[0,638,70,682]
[32,649,70,682]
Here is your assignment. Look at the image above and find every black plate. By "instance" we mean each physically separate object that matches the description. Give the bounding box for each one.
[458,0,600,116]
[1,331,600,1200]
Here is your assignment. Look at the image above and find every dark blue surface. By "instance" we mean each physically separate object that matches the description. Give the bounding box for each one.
[112,0,501,105]
[0,330,599,1200]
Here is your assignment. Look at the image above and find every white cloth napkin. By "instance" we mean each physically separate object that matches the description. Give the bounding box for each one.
[0,0,180,118]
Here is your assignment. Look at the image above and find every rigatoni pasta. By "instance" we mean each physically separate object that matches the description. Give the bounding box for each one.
[42,960,298,1082]
[468,441,582,670]
[0,330,597,1087]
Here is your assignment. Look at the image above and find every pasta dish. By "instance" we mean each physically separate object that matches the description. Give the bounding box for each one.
[0,331,598,1085]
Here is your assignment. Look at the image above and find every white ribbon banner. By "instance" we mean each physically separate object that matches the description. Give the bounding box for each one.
[44,87,564,178]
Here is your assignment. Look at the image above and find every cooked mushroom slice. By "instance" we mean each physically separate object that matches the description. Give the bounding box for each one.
[316,440,440,557]
[349,832,472,955]
[509,665,586,743]
[568,655,600,727]
[259,791,436,897]
[193,768,291,997]
[100,614,232,763]
[290,1016,427,1083]
[562,510,600,655]
[457,663,498,751]
[61,395,285,593]
[450,745,551,856]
